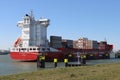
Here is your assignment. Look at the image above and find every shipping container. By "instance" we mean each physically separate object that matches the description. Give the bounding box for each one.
[75,38,98,49]
[50,36,62,41]
[92,40,98,49]
[50,36,62,48]
[62,39,73,48]
[98,41,107,50]
[73,41,77,48]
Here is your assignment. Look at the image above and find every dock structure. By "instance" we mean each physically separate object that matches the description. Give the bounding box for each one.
[37,54,45,68]
[115,52,120,58]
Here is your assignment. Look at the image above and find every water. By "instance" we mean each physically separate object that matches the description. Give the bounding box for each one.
[0,53,120,76]
[0,54,37,75]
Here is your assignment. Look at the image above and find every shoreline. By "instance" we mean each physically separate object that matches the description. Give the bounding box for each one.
[0,62,120,80]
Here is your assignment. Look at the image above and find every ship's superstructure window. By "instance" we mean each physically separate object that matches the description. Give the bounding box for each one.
[21,48,26,50]
[37,48,40,50]
[24,18,30,24]
[30,48,32,50]
[24,14,30,24]
[24,30,29,34]
[42,48,45,51]
[33,48,36,50]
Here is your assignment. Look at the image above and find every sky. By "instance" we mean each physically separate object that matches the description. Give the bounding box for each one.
[0,0,120,51]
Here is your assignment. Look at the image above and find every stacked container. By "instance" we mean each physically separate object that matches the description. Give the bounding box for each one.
[86,40,92,49]
[76,37,88,49]
[50,36,62,48]
[98,41,107,50]
[62,39,73,48]
[74,37,98,49]
[106,44,113,50]
[73,41,77,48]
[92,41,98,49]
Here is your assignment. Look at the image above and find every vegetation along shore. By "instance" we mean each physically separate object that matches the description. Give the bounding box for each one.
[0,63,120,80]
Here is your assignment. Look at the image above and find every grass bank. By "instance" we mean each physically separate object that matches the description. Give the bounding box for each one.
[0,63,120,80]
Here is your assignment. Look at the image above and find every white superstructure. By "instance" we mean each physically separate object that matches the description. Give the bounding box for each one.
[17,12,50,47]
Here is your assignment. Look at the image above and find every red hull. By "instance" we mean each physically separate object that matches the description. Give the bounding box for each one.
[10,47,113,61]
[10,52,64,61]
[10,52,38,61]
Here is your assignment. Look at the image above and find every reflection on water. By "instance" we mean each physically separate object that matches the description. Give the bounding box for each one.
[0,53,120,76]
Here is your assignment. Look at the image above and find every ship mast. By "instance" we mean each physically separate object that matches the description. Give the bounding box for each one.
[30,10,34,20]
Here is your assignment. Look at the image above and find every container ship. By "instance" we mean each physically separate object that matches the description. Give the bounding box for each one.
[10,12,113,61]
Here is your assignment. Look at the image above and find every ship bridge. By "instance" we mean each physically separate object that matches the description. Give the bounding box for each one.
[16,12,50,48]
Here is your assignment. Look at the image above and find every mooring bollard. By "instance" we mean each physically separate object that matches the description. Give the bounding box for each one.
[64,58,68,67]
[37,55,45,68]
[54,58,58,68]
[68,54,73,62]
[41,55,45,68]
[81,55,86,65]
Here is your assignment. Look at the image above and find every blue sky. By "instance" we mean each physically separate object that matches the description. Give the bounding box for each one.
[0,0,120,50]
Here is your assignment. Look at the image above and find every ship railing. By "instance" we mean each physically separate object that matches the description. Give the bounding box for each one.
[10,47,53,52]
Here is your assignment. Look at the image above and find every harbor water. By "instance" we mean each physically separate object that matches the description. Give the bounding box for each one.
[0,53,120,76]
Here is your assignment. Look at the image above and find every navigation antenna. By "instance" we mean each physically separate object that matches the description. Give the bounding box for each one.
[104,37,107,42]
[30,10,34,19]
